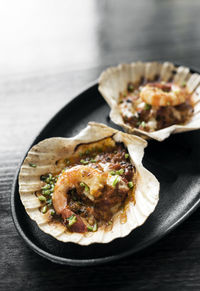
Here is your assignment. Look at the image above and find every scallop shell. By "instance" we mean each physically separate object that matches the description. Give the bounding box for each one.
[98,61,200,141]
[19,122,159,245]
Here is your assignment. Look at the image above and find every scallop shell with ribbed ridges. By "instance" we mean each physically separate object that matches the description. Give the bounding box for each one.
[19,122,159,245]
[98,62,200,141]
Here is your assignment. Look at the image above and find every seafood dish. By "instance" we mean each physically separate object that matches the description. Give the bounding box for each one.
[99,62,200,141]
[18,123,159,245]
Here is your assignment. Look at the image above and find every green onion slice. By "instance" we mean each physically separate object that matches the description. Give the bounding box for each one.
[67,214,77,227]
[80,182,90,192]
[29,163,37,168]
[125,153,129,159]
[112,175,120,187]
[128,181,134,189]
[80,159,89,164]
[38,195,46,202]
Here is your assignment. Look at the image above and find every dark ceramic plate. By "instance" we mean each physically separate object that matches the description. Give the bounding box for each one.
[11,81,200,266]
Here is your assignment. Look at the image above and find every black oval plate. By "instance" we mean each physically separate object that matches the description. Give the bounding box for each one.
[11,81,200,266]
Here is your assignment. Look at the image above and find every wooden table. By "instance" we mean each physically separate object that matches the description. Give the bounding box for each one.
[1,0,200,290]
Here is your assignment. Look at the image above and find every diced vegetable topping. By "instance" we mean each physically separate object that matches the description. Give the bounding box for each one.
[110,169,124,176]
[112,175,120,187]
[125,153,129,159]
[29,163,37,168]
[88,222,98,232]
[38,195,46,202]
[80,159,89,165]
[128,181,134,189]
[80,182,90,192]
[144,103,152,110]
[127,83,134,92]
[41,205,47,214]
[50,209,55,216]
[67,214,77,227]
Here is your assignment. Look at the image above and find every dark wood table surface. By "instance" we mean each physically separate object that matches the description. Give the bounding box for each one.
[1,0,200,290]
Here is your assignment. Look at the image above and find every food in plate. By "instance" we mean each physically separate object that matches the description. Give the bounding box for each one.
[98,62,200,141]
[19,122,159,245]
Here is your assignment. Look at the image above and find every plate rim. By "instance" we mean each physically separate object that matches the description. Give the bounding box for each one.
[11,66,200,266]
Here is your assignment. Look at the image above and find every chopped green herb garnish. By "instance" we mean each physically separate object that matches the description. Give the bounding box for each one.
[29,163,37,168]
[125,153,129,159]
[90,159,97,163]
[87,225,94,231]
[50,185,54,192]
[42,189,51,195]
[46,199,52,206]
[108,221,112,225]
[65,159,70,165]
[110,170,116,175]
[144,103,152,110]
[87,223,98,232]
[41,184,51,190]
[67,214,77,227]
[128,181,134,189]
[50,209,55,216]
[116,169,124,175]
[80,182,90,192]
[112,175,120,187]
[123,92,127,97]
[38,195,46,202]
[127,83,134,92]
[182,81,186,87]
[140,121,146,128]
[93,222,98,232]
[41,205,47,214]
[80,159,89,164]
[40,175,47,181]
[85,150,90,155]
[114,150,117,154]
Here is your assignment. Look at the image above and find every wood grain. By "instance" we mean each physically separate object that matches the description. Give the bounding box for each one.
[1,0,200,290]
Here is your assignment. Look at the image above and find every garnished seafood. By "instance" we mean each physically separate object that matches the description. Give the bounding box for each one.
[140,82,187,106]
[18,123,159,245]
[98,62,200,141]
[118,80,193,132]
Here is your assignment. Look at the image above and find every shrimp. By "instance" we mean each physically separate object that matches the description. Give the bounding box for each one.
[140,82,187,106]
[52,165,107,232]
